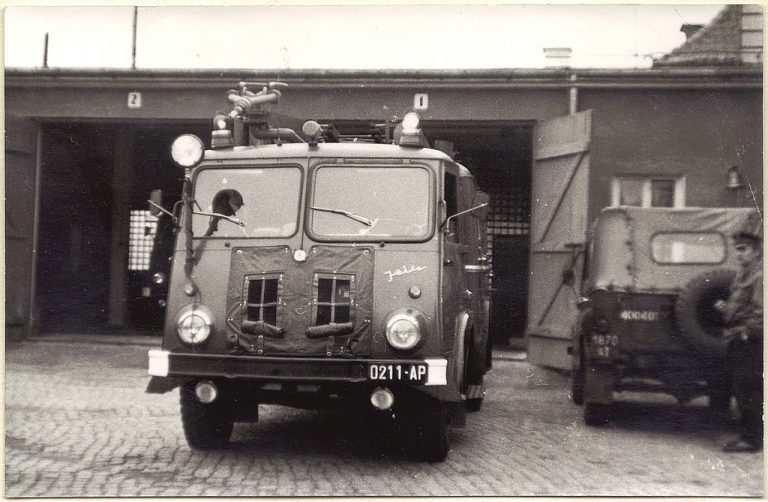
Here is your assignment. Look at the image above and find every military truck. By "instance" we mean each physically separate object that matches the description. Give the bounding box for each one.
[145,82,492,461]
[571,206,759,425]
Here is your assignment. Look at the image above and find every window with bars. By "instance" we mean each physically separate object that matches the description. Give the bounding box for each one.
[487,186,530,237]
[484,175,530,289]
[245,275,280,325]
[128,210,158,271]
[315,275,353,325]
[611,176,686,208]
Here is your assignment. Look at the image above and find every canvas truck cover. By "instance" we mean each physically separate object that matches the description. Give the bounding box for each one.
[590,206,760,293]
[225,245,374,356]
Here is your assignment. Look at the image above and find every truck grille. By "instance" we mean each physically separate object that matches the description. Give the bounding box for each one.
[245,275,279,325]
[316,275,352,325]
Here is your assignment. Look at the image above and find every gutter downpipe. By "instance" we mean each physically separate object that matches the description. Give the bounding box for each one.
[569,73,578,115]
[28,123,43,338]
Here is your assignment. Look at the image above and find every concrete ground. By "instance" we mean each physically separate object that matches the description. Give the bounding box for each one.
[4,335,763,497]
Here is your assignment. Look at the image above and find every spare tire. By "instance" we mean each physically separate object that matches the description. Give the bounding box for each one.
[675,268,736,357]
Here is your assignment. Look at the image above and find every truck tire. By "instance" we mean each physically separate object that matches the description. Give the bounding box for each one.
[466,376,484,412]
[571,343,586,406]
[584,403,612,426]
[464,328,485,412]
[466,330,485,386]
[412,400,451,462]
[675,268,736,357]
[180,381,235,450]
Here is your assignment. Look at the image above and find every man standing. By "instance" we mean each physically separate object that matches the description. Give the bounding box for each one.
[716,219,763,453]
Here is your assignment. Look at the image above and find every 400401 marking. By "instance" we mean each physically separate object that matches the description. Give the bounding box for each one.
[619,310,660,322]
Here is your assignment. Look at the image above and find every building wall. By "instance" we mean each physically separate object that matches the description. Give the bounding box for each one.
[581,87,763,222]
[4,70,762,338]
[7,84,568,123]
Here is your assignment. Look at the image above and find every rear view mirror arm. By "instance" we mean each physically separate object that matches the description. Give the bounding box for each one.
[442,203,489,232]
[148,199,179,227]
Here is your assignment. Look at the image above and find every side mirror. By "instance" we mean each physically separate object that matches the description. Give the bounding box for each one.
[148,189,177,224]
[148,189,164,217]
[444,201,490,233]
[471,192,490,219]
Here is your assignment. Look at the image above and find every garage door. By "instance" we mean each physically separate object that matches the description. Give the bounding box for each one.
[526,110,592,370]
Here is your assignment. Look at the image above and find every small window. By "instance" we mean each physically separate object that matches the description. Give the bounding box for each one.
[611,176,685,208]
[315,274,353,325]
[244,275,280,325]
[651,233,726,264]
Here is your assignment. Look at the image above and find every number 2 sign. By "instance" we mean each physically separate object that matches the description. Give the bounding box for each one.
[127,92,142,109]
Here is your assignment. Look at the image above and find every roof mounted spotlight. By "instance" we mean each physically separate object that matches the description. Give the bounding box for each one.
[302,120,323,146]
[398,112,428,148]
[401,112,420,133]
[211,114,234,149]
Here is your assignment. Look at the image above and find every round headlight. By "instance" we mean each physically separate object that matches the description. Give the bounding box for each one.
[171,134,204,168]
[385,312,421,350]
[177,307,213,345]
[152,272,166,285]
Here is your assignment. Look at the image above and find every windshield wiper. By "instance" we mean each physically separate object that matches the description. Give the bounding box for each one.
[311,206,373,226]
[193,210,247,228]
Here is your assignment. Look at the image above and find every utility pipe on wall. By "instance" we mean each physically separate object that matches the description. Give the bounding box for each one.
[131,7,138,70]
[43,33,49,68]
[569,73,578,115]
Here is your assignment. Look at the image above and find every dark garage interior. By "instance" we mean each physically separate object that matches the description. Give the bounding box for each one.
[36,122,208,333]
[424,122,533,344]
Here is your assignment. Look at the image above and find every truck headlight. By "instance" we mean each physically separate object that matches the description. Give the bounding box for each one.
[176,305,214,345]
[171,134,204,168]
[385,311,423,350]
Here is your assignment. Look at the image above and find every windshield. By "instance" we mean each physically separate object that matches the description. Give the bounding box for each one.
[193,167,301,238]
[651,232,726,264]
[311,166,431,239]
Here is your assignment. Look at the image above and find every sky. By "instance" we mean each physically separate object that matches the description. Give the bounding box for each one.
[4,4,726,69]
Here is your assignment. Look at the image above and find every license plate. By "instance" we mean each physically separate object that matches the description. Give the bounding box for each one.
[368,363,428,384]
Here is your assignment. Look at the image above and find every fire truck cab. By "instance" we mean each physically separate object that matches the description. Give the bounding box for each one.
[146,82,492,461]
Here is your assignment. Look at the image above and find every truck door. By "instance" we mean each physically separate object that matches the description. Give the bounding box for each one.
[526,110,592,370]
[442,166,467,351]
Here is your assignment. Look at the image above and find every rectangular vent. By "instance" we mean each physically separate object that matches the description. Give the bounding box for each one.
[316,277,352,325]
[245,276,279,325]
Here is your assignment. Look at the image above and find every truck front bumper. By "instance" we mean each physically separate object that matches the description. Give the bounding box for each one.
[147,349,448,391]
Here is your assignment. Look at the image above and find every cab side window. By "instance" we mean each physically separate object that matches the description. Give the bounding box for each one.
[444,171,458,217]
[444,171,459,239]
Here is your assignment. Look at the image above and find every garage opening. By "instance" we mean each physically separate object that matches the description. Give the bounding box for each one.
[423,122,533,346]
[36,122,208,334]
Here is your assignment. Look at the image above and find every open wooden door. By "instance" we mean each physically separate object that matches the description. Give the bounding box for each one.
[5,115,39,339]
[526,110,592,369]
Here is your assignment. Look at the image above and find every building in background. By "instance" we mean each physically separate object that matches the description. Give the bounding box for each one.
[5,6,762,368]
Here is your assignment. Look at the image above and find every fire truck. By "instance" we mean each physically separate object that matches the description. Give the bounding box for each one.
[146,82,492,461]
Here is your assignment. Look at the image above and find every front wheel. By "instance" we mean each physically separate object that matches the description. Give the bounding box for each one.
[180,381,235,450]
[411,400,451,462]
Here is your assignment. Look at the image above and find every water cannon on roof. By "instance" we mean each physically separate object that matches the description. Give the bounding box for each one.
[211,81,304,149]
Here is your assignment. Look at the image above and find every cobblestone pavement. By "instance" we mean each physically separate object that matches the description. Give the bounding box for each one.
[5,338,763,497]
